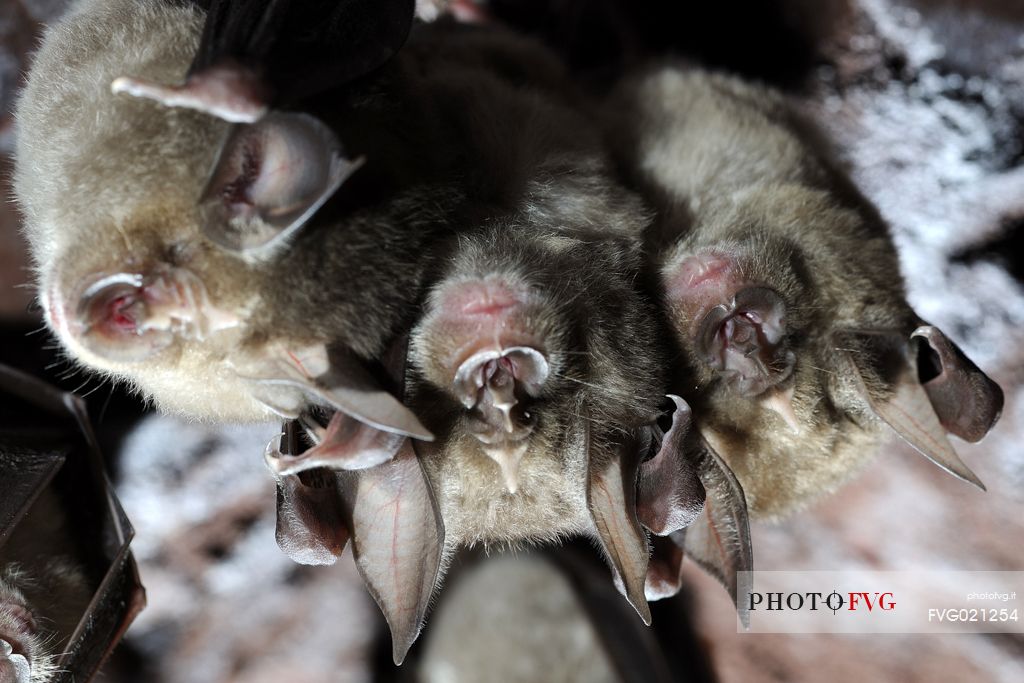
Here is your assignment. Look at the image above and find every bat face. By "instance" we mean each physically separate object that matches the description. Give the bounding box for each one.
[618,67,1003,517]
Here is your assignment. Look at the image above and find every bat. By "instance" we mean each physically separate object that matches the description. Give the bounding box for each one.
[0,491,93,683]
[391,217,749,657]
[608,66,1004,518]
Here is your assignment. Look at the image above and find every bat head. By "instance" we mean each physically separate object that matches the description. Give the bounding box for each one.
[408,230,589,544]
[660,185,1003,515]
[14,0,432,437]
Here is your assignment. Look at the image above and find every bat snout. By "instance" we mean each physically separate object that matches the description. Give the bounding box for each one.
[695,286,794,397]
[66,266,240,363]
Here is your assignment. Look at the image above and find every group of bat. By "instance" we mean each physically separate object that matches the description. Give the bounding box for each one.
[1,0,1004,679]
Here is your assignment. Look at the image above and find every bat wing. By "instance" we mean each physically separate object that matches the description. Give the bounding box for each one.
[835,329,986,489]
[112,0,416,120]
[189,0,416,106]
[340,439,445,665]
[585,414,652,625]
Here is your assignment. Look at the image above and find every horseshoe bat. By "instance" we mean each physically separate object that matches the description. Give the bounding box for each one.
[395,217,748,657]
[609,66,1004,517]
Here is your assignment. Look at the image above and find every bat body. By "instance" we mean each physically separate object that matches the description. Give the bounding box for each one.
[0,491,92,683]
[402,205,748,636]
[610,67,1003,517]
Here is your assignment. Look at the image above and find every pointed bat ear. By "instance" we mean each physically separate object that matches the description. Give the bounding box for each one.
[339,440,446,665]
[198,112,363,253]
[267,422,349,565]
[683,438,753,621]
[637,395,706,537]
[835,331,985,489]
[585,416,652,625]
[910,325,1003,442]
[237,344,434,441]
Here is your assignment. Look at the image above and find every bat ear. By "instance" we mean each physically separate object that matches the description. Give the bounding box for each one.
[268,424,351,565]
[585,414,652,625]
[910,325,1003,443]
[835,330,986,489]
[682,437,753,621]
[636,395,705,536]
[341,440,446,665]
[198,112,363,253]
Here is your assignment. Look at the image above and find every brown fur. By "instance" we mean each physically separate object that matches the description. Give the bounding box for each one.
[409,220,667,548]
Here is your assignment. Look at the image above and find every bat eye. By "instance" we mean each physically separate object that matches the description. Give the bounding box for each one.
[198,112,363,253]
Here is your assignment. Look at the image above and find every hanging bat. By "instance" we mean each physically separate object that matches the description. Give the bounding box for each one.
[14,0,749,662]
[392,217,748,659]
[0,491,93,683]
[607,66,1004,518]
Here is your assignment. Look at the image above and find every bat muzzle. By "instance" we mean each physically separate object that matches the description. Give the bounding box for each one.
[66,266,238,362]
[695,286,794,397]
